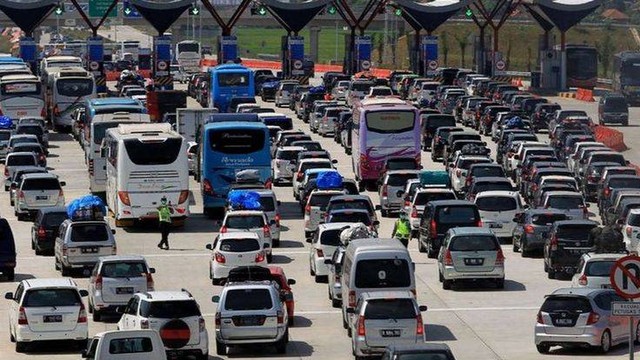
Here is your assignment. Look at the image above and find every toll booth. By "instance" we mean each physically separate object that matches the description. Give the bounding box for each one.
[218,35,238,64]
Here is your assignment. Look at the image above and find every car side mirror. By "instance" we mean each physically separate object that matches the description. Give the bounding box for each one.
[111,229,116,235]
[373,220,380,226]
[419,305,428,312]
[4,292,13,300]
[324,259,333,265]
[585,203,591,208]
[206,244,213,250]
[332,159,338,164]
[346,308,356,314]
[79,290,89,297]
[212,295,220,303]
[149,268,156,274]
[59,181,66,186]
[607,208,615,214]
[287,278,296,285]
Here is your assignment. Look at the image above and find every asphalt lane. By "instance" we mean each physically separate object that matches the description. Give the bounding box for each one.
[0,83,637,360]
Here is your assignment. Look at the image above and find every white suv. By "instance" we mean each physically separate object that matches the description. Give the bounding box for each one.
[5,278,89,352]
[221,210,273,262]
[117,290,209,360]
[14,173,66,220]
[207,232,267,284]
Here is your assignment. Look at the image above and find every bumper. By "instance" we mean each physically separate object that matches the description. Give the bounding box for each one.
[354,337,422,356]
[380,198,403,211]
[522,234,546,250]
[331,282,342,299]
[535,328,601,347]
[216,326,287,345]
[442,265,505,280]
[15,324,87,342]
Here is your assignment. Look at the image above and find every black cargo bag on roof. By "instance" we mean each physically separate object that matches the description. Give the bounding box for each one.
[592,225,627,253]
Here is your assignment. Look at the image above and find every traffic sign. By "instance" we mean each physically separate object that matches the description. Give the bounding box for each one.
[495,59,506,71]
[89,61,100,71]
[89,0,117,18]
[610,255,640,299]
[157,61,168,71]
[293,60,303,70]
[612,301,640,316]
[428,60,438,70]
[361,60,371,70]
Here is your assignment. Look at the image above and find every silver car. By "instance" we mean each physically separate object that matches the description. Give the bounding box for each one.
[4,152,38,190]
[326,246,346,308]
[347,291,426,358]
[54,219,117,276]
[534,288,638,354]
[378,170,420,217]
[540,191,589,220]
[0,129,12,160]
[437,227,505,289]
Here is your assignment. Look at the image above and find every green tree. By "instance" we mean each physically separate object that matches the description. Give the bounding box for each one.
[596,30,615,77]
[454,32,470,67]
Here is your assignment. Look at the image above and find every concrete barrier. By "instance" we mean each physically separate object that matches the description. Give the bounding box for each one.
[576,88,595,102]
[594,125,627,152]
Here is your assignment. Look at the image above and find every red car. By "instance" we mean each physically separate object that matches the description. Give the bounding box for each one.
[269,266,296,326]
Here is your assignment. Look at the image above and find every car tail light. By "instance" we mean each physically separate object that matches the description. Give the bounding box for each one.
[416,314,424,335]
[550,235,558,251]
[77,303,87,323]
[199,317,205,332]
[586,312,600,325]
[348,290,356,308]
[178,190,189,204]
[627,226,633,237]
[118,191,130,206]
[430,220,437,238]
[62,244,68,257]
[381,185,388,197]
[39,154,45,163]
[587,175,597,182]
[37,226,46,239]
[578,274,588,286]
[220,226,227,234]
[536,311,544,324]
[88,159,94,176]
[215,312,221,326]
[524,225,535,234]
[255,251,265,263]
[265,178,272,189]
[305,205,311,216]
[40,107,46,118]
[603,187,611,197]
[531,184,538,192]
[140,319,149,329]
[495,248,505,266]
[111,244,117,255]
[3,167,7,177]
[404,199,411,207]
[443,249,453,266]
[456,169,461,177]
[215,252,226,263]
[316,248,324,257]
[277,310,284,324]
[353,315,365,336]
[275,213,281,227]
[411,207,418,218]
[18,191,24,199]
[476,220,483,227]
[263,224,271,238]
[17,306,27,325]
[94,274,103,290]
[202,179,213,196]
[146,272,154,291]
[296,172,303,181]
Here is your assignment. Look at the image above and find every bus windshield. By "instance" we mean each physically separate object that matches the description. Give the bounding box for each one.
[218,73,249,87]
[622,61,640,79]
[56,79,94,97]
[209,128,266,154]
[1,81,40,96]
[178,43,199,53]
[365,111,415,133]
[123,138,182,165]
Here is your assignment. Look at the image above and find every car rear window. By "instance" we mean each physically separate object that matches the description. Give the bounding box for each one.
[474,182,513,194]
[141,300,201,318]
[109,337,153,354]
[387,173,419,187]
[226,215,264,229]
[364,299,416,319]
[258,196,276,212]
[476,196,518,212]
[22,178,60,190]
[101,262,147,278]
[470,167,505,177]
[329,212,371,225]
[436,206,478,224]
[224,288,273,310]
[459,159,491,169]
[309,194,338,209]
[449,235,498,251]
[320,228,343,246]
[585,261,616,277]
[276,150,298,161]
[531,213,567,225]
[355,259,411,288]
[610,178,640,188]
[42,212,68,227]
[300,162,331,173]
[547,196,583,209]
[414,192,456,205]
[541,296,591,313]
[628,213,640,227]
[329,199,371,213]
[556,225,596,240]
[219,238,260,252]
[425,116,455,129]
[7,155,36,166]
[23,289,81,307]
[70,224,109,242]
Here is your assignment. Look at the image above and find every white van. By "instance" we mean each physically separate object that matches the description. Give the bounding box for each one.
[340,238,415,328]
[82,330,167,360]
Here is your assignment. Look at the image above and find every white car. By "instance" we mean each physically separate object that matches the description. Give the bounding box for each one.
[83,329,168,360]
[310,223,350,283]
[571,253,626,288]
[273,146,304,184]
[450,156,492,193]
[207,232,267,284]
[506,141,547,176]
[304,189,346,239]
[221,210,273,262]
[87,255,155,321]
[117,291,208,359]
[6,278,89,352]
[475,191,524,241]
[622,208,640,253]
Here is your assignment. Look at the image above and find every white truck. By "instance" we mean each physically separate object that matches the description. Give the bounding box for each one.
[82,330,167,360]
[176,108,219,144]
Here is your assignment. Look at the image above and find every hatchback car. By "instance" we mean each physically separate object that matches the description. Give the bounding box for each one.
[571,253,626,289]
[206,232,267,285]
[14,173,65,220]
[220,210,273,262]
[418,200,482,258]
[544,220,599,279]
[88,255,155,321]
[4,151,39,190]
[512,209,567,257]
[31,206,67,255]
[540,191,589,220]
[437,227,505,289]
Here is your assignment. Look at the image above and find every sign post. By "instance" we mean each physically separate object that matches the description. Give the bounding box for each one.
[87,37,105,93]
[421,35,438,77]
[153,35,173,91]
[355,35,372,72]
[610,255,640,360]
[288,36,304,77]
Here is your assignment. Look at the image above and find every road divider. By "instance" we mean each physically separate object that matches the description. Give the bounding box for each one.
[576,87,595,102]
[594,124,627,152]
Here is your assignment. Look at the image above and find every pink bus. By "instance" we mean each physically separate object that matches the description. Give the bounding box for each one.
[351,97,420,190]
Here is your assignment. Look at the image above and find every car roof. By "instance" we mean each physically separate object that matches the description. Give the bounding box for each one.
[139,291,194,301]
[475,190,519,198]
[449,227,495,236]
[318,222,352,231]
[329,209,370,215]
[22,278,77,290]
[472,177,511,183]
[429,200,475,206]
[360,290,415,301]
[582,253,626,261]
[22,173,58,180]
[549,287,610,297]
[278,146,305,151]
[386,170,421,175]
[38,206,67,214]
[225,210,265,216]
[329,195,371,202]
[553,220,599,226]
[98,255,147,263]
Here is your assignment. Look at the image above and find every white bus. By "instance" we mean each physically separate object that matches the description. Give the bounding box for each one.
[39,55,83,82]
[86,112,151,196]
[175,40,201,73]
[46,67,96,131]
[0,74,45,120]
[103,123,190,227]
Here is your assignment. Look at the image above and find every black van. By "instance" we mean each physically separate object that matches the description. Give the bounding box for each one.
[421,114,456,150]
[31,207,68,255]
[598,92,629,126]
[544,220,598,279]
[0,218,16,281]
[418,200,481,258]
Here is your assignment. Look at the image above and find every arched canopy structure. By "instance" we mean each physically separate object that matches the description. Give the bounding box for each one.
[394,0,471,33]
[260,0,333,34]
[131,0,193,35]
[0,0,57,36]
[535,0,602,32]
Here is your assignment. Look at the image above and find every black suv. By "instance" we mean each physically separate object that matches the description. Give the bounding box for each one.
[544,220,598,279]
[418,200,481,258]
[31,207,68,255]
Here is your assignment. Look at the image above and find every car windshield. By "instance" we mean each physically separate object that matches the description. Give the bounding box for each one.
[476,196,518,211]
[22,178,60,190]
[225,215,264,229]
[309,194,338,209]
[364,299,416,319]
[547,196,583,209]
[329,213,371,225]
[320,228,343,246]
[450,235,498,251]
[224,289,273,310]
[219,238,260,252]
[142,300,201,318]
[101,262,147,277]
[541,296,591,313]
[276,150,298,161]
[585,261,616,277]
[556,225,596,240]
[70,224,109,242]
[7,155,35,166]
[387,173,419,187]
[355,259,411,288]
[23,289,82,307]
[437,206,477,224]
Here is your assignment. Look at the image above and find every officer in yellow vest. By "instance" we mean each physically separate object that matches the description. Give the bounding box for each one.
[157,197,174,250]
[392,212,411,247]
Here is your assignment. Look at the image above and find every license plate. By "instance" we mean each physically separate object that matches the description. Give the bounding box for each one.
[81,247,99,254]
[17,111,27,116]
[555,318,572,325]
[43,315,62,323]
[489,223,503,228]
[380,329,401,337]
[465,258,484,265]
[568,249,585,255]
[116,287,134,295]
[238,316,262,326]
[36,196,48,200]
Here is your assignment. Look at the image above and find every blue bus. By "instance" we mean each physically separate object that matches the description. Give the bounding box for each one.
[208,64,254,112]
[199,121,271,215]
[81,97,147,126]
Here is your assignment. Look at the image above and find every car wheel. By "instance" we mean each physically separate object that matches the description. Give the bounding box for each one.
[273,238,280,247]
[381,209,388,218]
[275,329,288,354]
[76,339,87,350]
[288,316,294,327]
[93,309,102,322]
[536,344,550,354]
[547,267,555,280]
[418,239,426,253]
[6,268,14,281]
[215,339,227,355]
[599,330,611,353]
[61,264,70,277]
[442,279,452,290]
[310,266,315,276]
[15,341,26,353]
[512,240,519,252]
[332,298,341,308]
[438,270,444,282]
[31,240,34,250]
[427,242,437,259]
[342,314,349,329]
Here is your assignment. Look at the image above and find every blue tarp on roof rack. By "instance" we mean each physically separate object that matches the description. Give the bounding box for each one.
[227,190,262,210]
[317,171,342,190]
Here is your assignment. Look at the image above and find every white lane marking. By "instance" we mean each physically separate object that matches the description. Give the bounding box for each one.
[202,306,539,317]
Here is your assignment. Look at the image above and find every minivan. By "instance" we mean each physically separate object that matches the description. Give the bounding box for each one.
[418,200,482,258]
[598,92,628,125]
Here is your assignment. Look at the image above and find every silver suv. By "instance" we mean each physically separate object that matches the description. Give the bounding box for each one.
[54,220,117,276]
[213,281,289,355]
